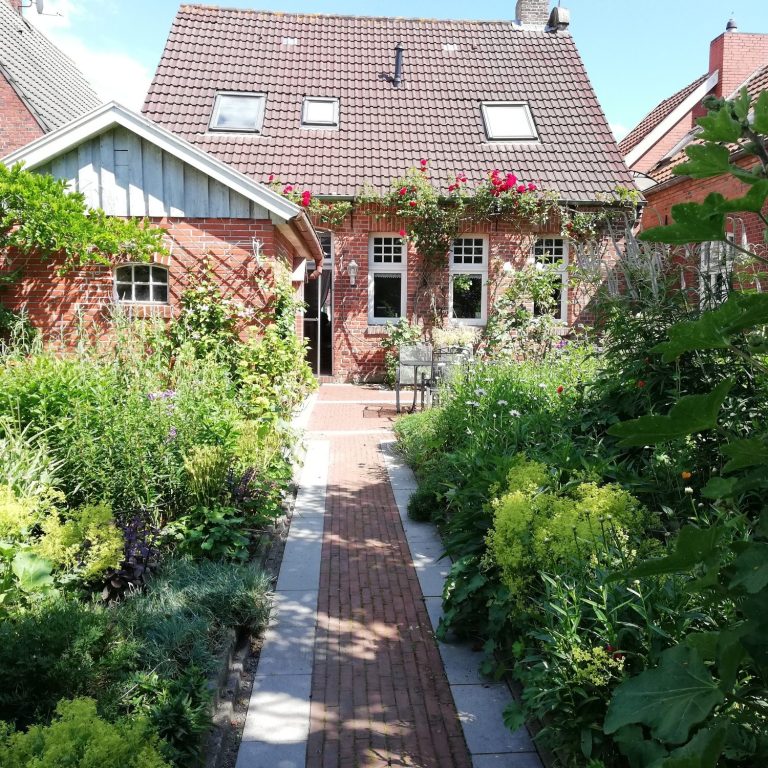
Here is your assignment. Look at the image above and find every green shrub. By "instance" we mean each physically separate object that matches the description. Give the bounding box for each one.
[0,484,41,539]
[0,597,137,726]
[37,503,124,583]
[488,479,648,599]
[236,325,315,419]
[0,698,171,768]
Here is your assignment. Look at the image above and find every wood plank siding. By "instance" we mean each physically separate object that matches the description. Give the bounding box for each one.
[35,127,268,219]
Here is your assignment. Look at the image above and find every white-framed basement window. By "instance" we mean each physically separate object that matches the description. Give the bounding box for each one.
[209,92,266,132]
[114,264,169,304]
[700,237,734,309]
[449,236,488,325]
[368,235,406,324]
[532,237,568,321]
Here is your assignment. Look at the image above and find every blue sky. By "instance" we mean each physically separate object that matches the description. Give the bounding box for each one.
[27,0,768,140]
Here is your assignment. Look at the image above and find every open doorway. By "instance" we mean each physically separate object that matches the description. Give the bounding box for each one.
[304,231,333,376]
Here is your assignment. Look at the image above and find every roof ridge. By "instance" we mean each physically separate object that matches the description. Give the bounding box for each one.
[177,4,546,28]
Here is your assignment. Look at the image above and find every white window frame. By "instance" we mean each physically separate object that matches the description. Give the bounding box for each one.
[209,92,266,133]
[699,236,734,309]
[368,234,407,325]
[481,101,538,142]
[301,97,339,128]
[531,237,569,322]
[316,230,334,266]
[114,263,169,305]
[449,235,488,326]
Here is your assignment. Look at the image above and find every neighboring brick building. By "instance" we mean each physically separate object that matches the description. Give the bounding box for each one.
[621,19,768,296]
[142,1,635,380]
[1,103,323,343]
[0,0,100,155]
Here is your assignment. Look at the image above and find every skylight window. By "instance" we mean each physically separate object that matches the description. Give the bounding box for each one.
[210,93,266,132]
[302,97,339,128]
[481,102,538,141]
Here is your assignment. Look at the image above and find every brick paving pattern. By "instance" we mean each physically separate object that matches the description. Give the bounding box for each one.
[306,386,471,768]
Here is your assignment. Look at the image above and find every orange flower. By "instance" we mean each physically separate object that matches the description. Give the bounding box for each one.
[681,471,692,480]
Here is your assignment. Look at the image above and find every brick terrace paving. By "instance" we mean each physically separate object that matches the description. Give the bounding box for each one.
[305,385,472,768]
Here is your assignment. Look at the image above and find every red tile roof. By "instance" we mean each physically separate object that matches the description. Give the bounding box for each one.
[647,62,768,186]
[618,74,708,157]
[143,5,634,202]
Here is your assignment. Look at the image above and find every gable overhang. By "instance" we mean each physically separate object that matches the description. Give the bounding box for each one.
[624,70,719,168]
[2,101,301,223]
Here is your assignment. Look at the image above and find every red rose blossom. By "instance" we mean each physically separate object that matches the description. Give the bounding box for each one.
[556,385,564,394]
[409,200,418,207]
[636,380,646,388]
[420,158,428,166]
[301,190,312,206]
[283,185,293,193]
[528,182,537,192]
[268,174,275,182]
[399,187,407,196]
[516,184,526,193]
[398,229,406,237]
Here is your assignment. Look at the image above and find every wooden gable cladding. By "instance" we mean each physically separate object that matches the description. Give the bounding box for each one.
[35,126,269,220]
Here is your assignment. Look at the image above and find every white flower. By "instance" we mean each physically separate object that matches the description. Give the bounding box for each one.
[538,383,546,389]
[475,388,487,396]
[497,399,508,406]
[509,409,521,417]
[684,487,694,494]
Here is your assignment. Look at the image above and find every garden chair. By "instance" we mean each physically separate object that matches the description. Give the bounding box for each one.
[426,346,473,408]
[395,342,433,413]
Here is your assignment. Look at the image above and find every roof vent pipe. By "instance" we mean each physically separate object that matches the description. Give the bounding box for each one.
[393,42,405,87]
[726,18,738,32]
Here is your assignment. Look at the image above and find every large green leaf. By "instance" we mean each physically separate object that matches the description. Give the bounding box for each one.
[696,107,742,143]
[673,145,731,179]
[652,293,768,361]
[729,542,768,593]
[614,726,668,768]
[721,438,768,473]
[621,525,725,580]
[640,195,726,245]
[11,550,54,593]
[604,645,723,744]
[656,726,727,768]
[754,91,768,134]
[718,179,768,213]
[607,380,732,447]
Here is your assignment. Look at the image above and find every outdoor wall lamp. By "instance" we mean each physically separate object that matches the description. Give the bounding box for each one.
[347,259,359,286]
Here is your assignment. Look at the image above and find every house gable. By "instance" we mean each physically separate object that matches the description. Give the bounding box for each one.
[3,102,305,224]
[0,65,44,155]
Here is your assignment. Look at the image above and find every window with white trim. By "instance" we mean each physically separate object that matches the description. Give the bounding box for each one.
[532,237,568,321]
[302,97,339,128]
[115,264,169,304]
[481,102,538,141]
[209,93,266,132]
[700,237,734,309]
[449,236,487,325]
[368,235,406,324]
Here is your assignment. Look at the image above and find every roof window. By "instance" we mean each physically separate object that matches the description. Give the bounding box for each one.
[481,102,538,141]
[302,97,339,128]
[210,93,266,132]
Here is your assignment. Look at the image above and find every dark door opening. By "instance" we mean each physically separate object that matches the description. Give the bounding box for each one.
[304,268,333,376]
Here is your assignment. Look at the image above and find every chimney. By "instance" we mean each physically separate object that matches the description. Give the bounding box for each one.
[5,0,23,12]
[708,20,768,99]
[515,0,550,28]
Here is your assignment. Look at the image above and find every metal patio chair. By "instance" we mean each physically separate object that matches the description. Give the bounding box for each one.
[395,342,432,413]
[426,346,473,408]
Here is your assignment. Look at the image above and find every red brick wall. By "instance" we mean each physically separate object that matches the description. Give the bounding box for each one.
[322,204,601,382]
[0,217,283,345]
[641,158,766,247]
[631,113,695,175]
[710,32,768,100]
[0,73,45,156]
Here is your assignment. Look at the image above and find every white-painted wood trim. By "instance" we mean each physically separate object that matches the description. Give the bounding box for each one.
[2,101,300,222]
[624,70,719,168]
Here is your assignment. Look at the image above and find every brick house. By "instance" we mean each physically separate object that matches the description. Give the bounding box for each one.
[0,0,100,155]
[141,1,634,380]
[1,102,323,341]
[620,19,768,299]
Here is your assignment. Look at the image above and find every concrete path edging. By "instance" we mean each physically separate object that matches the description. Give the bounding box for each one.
[235,439,329,768]
[380,441,543,768]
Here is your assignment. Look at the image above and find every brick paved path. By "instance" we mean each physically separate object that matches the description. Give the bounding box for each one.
[305,385,472,768]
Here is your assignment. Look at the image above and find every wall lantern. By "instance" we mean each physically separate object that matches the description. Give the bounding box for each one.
[347,259,359,286]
